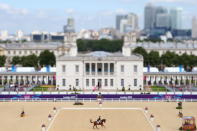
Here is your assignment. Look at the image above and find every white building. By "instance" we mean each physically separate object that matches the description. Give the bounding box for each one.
[0,30,9,41]
[56,33,144,90]
[125,33,197,56]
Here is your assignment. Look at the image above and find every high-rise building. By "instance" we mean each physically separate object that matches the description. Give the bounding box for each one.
[192,17,197,38]
[120,19,128,33]
[144,3,156,31]
[116,15,127,31]
[116,13,138,33]
[170,8,182,30]
[156,13,170,29]
[127,13,139,30]
[64,17,75,33]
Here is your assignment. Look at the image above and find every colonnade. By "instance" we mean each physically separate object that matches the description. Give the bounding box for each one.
[144,73,197,86]
[0,73,55,86]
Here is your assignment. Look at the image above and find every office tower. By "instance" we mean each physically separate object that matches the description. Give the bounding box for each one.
[127,13,139,30]
[116,15,127,31]
[170,8,182,30]
[64,17,75,33]
[192,17,197,38]
[156,13,170,29]
[144,3,156,31]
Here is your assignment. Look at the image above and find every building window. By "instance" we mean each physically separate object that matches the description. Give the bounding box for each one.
[121,65,124,73]
[19,51,21,55]
[134,79,137,87]
[85,63,90,72]
[62,65,66,72]
[121,79,124,87]
[75,65,79,73]
[8,51,10,54]
[105,79,108,86]
[86,79,89,87]
[13,51,16,55]
[134,65,138,73]
[92,79,95,86]
[110,79,114,87]
[76,79,79,86]
[62,79,66,86]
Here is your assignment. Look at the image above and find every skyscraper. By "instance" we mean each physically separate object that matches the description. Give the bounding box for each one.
[144,3,156,31]
[116,15,127,31]
[116,13,138,33]
[192,17,197,38]
[64,17,75,33]
[156,13,170,29]
[127,13,139,30]
[170,8,182,30]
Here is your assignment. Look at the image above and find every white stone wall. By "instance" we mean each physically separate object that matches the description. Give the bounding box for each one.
[56,61,84,90]
[56,60,143,90]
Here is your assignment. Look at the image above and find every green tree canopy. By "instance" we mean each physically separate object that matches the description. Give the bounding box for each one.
[11,56,21,65]
[21,55,38,67]
[161,51,179,67]
[0,55,6,66]
[132,47,149,66]
[39,50,56,67]
[148,51,160,67]
[77,39,123,52]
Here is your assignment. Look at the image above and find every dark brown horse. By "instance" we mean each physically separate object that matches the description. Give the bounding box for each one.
[20,110,25,117]
[90,119,106,129]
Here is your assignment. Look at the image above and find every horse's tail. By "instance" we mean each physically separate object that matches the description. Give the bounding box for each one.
[90,119,93,123]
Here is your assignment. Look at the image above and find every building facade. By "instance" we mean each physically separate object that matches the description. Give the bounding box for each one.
[56,33,144,90]
[125,33,197,56]
[0,33,77,64]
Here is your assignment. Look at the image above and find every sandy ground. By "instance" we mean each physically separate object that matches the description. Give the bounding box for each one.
[49,109,152,131]
[0,101,196,131]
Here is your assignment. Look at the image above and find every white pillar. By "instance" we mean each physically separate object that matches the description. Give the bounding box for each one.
[102,63,104,76]
[90,63,92,75]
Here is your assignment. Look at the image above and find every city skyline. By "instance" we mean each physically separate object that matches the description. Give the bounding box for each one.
[0,0,196,33]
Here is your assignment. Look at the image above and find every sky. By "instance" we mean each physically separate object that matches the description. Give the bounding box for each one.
[0,0,196,34]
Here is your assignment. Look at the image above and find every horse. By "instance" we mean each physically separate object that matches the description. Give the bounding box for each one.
[178,112,183,118]
[20,110,25,117]
[90,119,106,129]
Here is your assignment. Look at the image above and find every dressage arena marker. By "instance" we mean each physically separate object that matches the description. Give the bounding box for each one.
[46,107,156,131]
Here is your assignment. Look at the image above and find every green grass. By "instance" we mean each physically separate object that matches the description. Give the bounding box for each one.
[151,86,167,91]
[31,86,53,91]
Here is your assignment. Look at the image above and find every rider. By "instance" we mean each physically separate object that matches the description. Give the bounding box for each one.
[97,116,101,124]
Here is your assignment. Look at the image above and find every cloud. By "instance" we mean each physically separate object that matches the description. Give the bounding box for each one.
[65,8,75,15]
[149,0,197,5]
[0,3,29,15]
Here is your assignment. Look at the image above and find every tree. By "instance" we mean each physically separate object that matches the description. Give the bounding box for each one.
[77,39,123,52]
[11,56,21,65]
[161,51,179,67]
[148,51,160,67]
[0,55,6,66]
[39,50,56,67]
[21,55,38,67]
[132,47,149,66]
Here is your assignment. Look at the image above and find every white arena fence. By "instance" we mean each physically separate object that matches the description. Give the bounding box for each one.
[1,98,197,102]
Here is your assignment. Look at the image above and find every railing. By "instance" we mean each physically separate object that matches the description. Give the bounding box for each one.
[0,90,197,95]
[85,72,115,76]
[0,98,197,102]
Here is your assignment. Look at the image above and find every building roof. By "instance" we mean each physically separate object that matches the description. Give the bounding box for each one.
[0,42,64,50]
[57,51,143,61]
[127,42,197,50]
